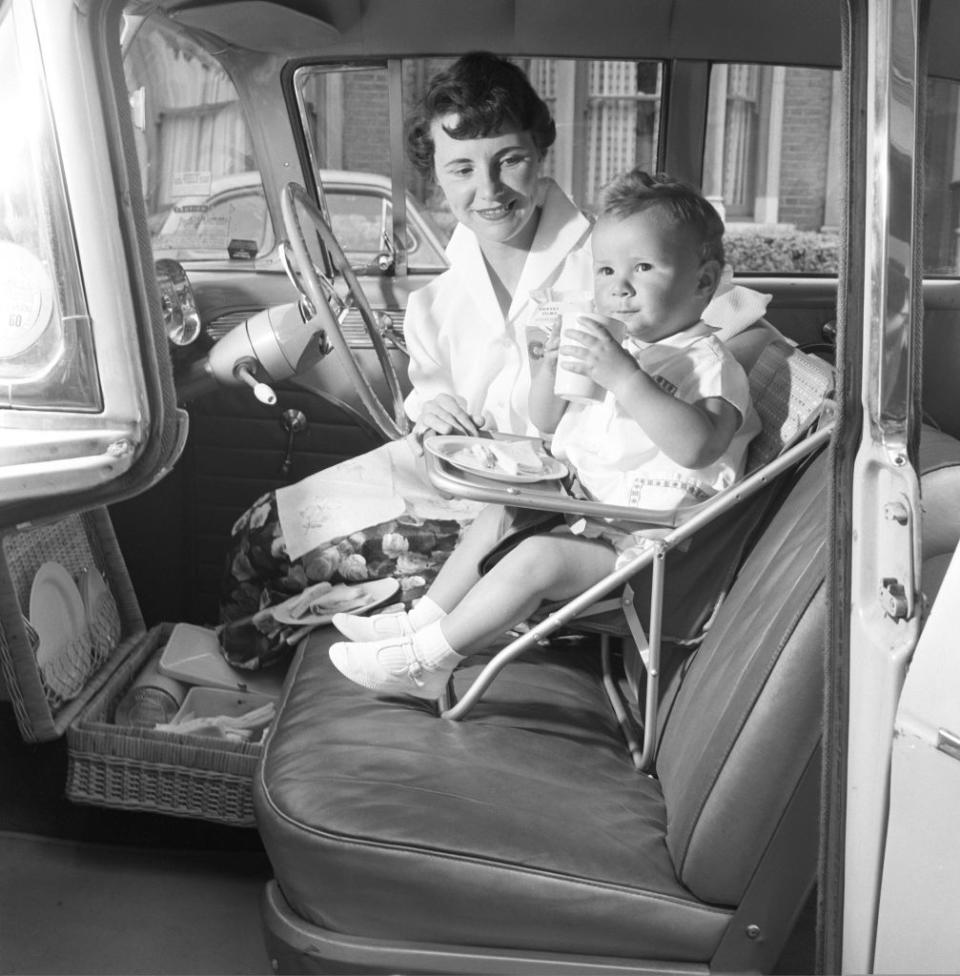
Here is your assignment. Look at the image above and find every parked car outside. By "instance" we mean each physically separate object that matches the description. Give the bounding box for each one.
[151,168,449,272]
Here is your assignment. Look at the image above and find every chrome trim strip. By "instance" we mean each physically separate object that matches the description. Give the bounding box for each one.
[936,728,960,763]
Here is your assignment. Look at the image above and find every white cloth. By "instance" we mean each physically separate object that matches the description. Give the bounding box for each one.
[550,325,761,513]
[704,265,773,340]
[403,178,594,436]
[277,436,480,561]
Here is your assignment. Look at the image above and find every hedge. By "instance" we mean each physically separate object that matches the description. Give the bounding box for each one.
[724,227,840,274]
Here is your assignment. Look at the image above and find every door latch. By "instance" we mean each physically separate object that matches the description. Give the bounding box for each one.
[879,577,909,620]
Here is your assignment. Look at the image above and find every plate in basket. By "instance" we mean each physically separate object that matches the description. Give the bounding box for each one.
[270,578,400,626]
[78,565,109,616]
[28,561,89,701]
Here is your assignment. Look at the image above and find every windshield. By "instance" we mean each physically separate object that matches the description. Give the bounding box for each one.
[124,18,269,264]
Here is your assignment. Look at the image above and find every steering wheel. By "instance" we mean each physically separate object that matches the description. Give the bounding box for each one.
[280,182,410,441]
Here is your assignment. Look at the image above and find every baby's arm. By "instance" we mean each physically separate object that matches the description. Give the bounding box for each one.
[528,321,568,434]
[560,316,739,468]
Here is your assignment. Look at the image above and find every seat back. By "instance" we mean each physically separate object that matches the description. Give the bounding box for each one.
[655,447,828,905]
[627,339,835,649]
[745,339,835,471]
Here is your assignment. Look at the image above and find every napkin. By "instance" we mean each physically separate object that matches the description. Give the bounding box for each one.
[703,265,773,340]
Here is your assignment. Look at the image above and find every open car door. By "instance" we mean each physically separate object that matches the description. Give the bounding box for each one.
[828,0,960,972]
[0,0,184,529]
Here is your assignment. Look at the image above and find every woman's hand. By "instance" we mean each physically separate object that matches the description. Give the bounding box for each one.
[410,393,487,454]
[558,314,638,397]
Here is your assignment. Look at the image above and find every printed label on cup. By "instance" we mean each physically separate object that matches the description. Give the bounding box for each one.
[527,302,560,362]
[554,303,605,403]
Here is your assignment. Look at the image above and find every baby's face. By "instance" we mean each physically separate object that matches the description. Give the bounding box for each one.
[591,206,716,342]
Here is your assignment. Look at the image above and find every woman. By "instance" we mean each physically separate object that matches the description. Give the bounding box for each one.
[220,53,768,669]
[401,52,594,443]
[220,53,595,669]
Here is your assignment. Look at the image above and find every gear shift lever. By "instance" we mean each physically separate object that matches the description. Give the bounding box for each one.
[279,408,307,477]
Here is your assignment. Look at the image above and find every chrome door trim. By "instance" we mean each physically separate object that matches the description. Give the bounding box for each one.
[842,0,926,971]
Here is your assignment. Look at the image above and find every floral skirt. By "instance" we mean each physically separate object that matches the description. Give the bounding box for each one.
[219,440,478,670]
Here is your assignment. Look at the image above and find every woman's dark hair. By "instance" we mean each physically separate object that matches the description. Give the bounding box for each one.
[599,169,726,266]
[406,52,556,177]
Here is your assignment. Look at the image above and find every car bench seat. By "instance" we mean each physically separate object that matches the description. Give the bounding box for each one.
[254,444,830,974]
[254,426,960,975]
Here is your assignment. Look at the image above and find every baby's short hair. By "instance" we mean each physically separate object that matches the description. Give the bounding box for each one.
[598,169,725,266]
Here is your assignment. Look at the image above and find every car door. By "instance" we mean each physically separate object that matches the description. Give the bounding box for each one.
[824,0,960,972]
[0,0,184,528]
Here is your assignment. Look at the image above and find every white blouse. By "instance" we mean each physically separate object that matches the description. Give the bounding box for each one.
[403,179,594,436]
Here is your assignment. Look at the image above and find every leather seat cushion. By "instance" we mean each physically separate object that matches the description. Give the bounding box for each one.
[255,632,733,961]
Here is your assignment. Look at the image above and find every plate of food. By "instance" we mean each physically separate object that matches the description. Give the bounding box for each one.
[269,578,401,626]
[425,436,568,483]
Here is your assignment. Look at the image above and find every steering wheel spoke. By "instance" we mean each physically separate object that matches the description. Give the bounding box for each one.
[280,183,410,441]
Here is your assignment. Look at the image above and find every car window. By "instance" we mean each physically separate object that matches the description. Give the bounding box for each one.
[707,63,960,276]
[704,64,842,275]
[924,76,960,275]
[123,19,272,263]
[326,191,386,257]
[324,188,446,271]
[294,58,663,271]
[153,182,272,261]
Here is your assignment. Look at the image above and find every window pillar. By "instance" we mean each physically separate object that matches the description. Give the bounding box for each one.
[703,63,728,220]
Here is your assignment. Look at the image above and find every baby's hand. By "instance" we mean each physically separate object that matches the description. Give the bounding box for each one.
[558,314,638,395]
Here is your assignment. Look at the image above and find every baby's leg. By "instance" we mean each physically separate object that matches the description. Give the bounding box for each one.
[441,532,616,655]
[426,503,507,610]
[332,504,506,641]
[329,531,615,698]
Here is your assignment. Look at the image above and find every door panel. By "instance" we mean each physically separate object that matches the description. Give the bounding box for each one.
[113,267,413,625]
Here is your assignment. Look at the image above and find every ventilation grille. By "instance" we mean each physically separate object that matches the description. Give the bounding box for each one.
[207,306,407,348]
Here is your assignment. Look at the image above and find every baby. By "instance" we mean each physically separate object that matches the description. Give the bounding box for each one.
[328,169,760,699]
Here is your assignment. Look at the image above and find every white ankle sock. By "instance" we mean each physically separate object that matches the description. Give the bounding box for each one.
[332,594,447,642]
[408,595,446,630]
[412,619,461,668]
[373,620,461,674]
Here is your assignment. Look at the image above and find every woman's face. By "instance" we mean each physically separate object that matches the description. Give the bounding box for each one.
[431,116,543,249]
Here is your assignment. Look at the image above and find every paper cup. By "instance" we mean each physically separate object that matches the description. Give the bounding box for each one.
[554,302,604,403]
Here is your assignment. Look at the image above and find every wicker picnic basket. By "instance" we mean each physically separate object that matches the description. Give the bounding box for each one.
[0,508,261,826]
